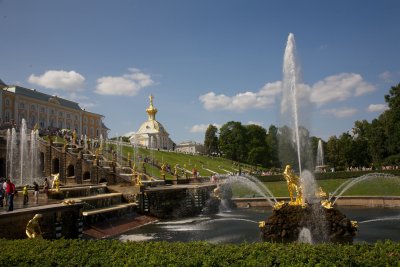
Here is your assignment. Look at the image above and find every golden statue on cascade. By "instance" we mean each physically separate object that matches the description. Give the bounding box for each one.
[26,214,43,238]
[283,164,303,205]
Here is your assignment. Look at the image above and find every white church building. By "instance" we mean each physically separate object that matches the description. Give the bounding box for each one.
[129,95,174,150]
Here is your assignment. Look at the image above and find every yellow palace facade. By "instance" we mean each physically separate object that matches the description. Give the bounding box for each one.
[0,79,108,138]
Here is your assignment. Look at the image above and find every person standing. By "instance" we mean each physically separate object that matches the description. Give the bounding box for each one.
[33,181,40,204]
[5,179,15,211]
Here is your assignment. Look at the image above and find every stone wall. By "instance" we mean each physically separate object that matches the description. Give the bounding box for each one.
[0,203,83,239]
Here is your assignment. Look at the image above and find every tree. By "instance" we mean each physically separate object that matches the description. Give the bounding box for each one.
[245,124,268,166]
[266,125,280,168]
[368,119,386,166]
[204,124,219,155]
[337,132,353,168]
[326,136,339,168]
[218,121,247,162]
[383,83,400,156]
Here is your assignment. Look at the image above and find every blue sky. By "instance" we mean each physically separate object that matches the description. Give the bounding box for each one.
[1,0,399,143]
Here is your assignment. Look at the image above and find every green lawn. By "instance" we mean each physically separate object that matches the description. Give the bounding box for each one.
[105,143,259,178]
[99,142,400,197]
[232,177,400,198]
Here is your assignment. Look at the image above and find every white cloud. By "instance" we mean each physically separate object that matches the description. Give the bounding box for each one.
[199,81,281,112]
[367,104,388,113]
[95,69,154,96]
[28,70,85,91]
[189,123,221,133]
[310,73,375,106]
[199,73,375,112]
[321,107,358,118]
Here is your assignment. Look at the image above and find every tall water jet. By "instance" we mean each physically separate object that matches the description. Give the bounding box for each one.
[20,119,28,185]
[84,135,88,151]
[260,33,357,243]
[9,128,17,181]
[6,129,11,180]
[282,33,302,174]
[99,134,104,151]
[316,139,324,167]
[30,129,40,184]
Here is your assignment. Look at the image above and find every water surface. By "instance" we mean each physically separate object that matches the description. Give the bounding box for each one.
[117,207,400,244]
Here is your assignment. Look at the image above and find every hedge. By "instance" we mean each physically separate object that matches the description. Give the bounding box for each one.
[257,170,400,182]
[0,239,399,266]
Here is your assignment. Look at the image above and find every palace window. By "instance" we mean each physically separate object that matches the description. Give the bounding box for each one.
[5,98,10,107]
[30,116,36,127]
[19,102,25,109]
[5,110,10,122]
[31,105,36,111]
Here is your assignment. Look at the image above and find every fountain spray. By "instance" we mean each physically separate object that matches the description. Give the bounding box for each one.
[282,33,302,175]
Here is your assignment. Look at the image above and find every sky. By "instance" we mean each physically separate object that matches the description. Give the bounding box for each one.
[1,0,399,143]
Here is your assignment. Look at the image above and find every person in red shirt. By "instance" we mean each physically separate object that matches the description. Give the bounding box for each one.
[5,179,15,211]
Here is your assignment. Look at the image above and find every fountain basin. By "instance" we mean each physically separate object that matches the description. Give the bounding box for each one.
[260,203,357,243]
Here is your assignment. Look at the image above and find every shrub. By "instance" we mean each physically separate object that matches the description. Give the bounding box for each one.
[0,239,399,266]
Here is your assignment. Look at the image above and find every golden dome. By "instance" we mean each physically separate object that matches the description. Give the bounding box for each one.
[146,94,158,121]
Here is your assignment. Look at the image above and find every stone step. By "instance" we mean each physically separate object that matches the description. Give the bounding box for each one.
[68,192,122,202]
[66,176,76,184]
[82,203,137,216]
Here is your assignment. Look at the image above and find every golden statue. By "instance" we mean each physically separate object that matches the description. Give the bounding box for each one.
[273,201,285,210]
[317,187,328,198]
[132,163,137,173]
[72,130,77,145]
[213,186,221,199]
[160,162,166,179]
[321,200,333,209]
[174,164,179,178]
[149,94,154,107]
[26,214,43,238]
[34,123,39,132]
[283,165,302,205]
[52,173,60,192]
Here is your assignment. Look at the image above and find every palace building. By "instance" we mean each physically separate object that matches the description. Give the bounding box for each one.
[0,79,109,138]
[130,95,174,150]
